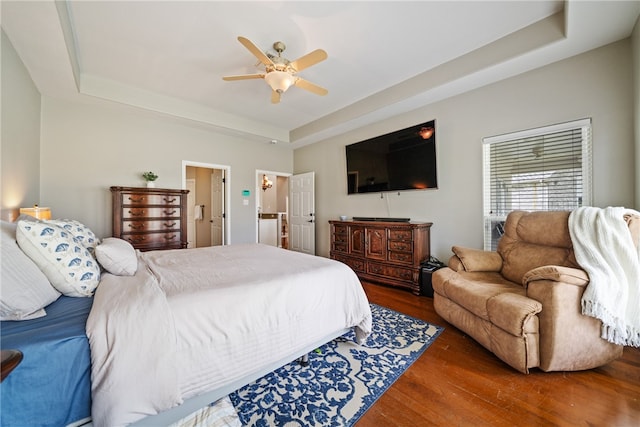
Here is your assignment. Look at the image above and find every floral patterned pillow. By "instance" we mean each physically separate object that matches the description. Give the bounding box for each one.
[47,219,100,256]
[16,220,100,297]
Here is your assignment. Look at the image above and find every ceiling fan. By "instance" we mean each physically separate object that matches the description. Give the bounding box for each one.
[222,36,328,104]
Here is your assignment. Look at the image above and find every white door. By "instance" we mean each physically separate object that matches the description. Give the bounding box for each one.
[210,169,224,246]
[186,179,196,248]
[289,172,315,255]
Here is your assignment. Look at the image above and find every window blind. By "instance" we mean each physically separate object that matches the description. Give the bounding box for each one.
[482,119,592,250]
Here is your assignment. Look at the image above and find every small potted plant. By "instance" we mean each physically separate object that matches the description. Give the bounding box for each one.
[142,171,158,188]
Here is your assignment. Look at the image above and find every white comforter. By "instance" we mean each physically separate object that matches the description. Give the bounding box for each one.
[86,244,372,427]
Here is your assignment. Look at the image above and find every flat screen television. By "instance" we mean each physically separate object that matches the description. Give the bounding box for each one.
[345,120,437,194]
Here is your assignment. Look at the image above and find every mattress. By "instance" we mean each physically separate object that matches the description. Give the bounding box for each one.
[88,243,372,426]
[0,296,93,427]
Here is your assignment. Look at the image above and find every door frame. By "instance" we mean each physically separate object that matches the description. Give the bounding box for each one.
[182,160,231,245]
[186,178,196,248]
[255,169,291,244]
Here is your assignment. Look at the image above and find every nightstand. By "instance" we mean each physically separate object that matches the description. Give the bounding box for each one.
[1,349,23,381]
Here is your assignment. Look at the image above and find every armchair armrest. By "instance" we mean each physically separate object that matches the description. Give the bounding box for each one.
[523,264,622,372]
[450,246,502,272]
[523,265,589,289]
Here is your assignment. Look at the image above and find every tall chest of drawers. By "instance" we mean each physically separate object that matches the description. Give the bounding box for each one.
[110,186,189,251]
[329,220,432,295]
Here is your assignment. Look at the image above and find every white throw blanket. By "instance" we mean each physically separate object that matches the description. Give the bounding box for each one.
[568,206,640,347]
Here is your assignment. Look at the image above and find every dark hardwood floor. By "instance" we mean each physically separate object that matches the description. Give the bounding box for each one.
[358,281,640,427]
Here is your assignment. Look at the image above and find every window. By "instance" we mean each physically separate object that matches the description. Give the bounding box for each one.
[482,118,592,250]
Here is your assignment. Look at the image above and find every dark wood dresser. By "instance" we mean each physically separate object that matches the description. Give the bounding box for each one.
[329,220,432,295]
[110,186,189,251]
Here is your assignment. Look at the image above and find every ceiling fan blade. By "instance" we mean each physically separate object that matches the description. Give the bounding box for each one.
[289,49,327,72]
[295,78,328,96]
[222,74,264,81]
[271,90,281,104]
[237,36,274,67]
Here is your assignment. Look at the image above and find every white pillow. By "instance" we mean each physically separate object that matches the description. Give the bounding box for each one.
[16,220,100,297]
[95,238,138,276]
[47,219,100,256]
[0,220,60,320]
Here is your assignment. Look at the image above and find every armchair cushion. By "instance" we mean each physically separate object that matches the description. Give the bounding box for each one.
[436,270,522,321]
[523,265,589,289]
[498,211,580,286]
[486,293,542,336]
[451,246,502,272]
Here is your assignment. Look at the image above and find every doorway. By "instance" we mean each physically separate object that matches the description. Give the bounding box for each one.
[256,171,315,255]
[183,161,230,247]
[257,171,290,249]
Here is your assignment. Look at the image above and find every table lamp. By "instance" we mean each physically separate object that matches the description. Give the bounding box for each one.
[19,205,52,220]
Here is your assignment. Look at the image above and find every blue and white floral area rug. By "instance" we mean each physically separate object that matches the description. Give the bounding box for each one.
[229,304,444,426]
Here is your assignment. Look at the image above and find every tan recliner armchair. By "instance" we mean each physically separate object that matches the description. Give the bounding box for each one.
[432,210,639,373]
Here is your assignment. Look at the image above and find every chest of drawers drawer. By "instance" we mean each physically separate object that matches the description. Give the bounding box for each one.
[388,240,412,252]
[121,193,181,206]
[121,231,181,248]
[388,229,412,241]
[123,219,181,232]
[122,207,181,219]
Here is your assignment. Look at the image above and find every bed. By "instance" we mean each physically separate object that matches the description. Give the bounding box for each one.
[1,217,372,427]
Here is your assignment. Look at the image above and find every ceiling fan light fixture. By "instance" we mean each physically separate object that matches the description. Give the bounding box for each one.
[418,126,434,140]
[265,70,295,93]
[224,37,327,102]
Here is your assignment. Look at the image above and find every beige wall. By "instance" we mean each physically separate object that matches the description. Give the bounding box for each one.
[295,39,636,261]
[1,30,41,219]
[3,31,637,255]
[38,96,293,243]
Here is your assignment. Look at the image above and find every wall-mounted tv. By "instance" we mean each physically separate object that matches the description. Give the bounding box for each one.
[346,120,437,194]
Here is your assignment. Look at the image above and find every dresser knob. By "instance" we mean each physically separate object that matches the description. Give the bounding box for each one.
[128,196,145,203]
[128,210,145,217]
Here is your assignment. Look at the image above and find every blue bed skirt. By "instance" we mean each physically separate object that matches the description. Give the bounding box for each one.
[1,296,94,427]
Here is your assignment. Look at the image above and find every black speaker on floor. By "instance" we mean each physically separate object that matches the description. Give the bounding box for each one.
[419,266,436,297]
[419,258,445,297]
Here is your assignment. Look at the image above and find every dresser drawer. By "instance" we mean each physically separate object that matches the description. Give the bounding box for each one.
[332,254,365,273]
[333,223,349,235]
[121,231,180,247]
[121,193,181,206]
[123,207,181,219]
[388,251,413,264]
[333,232,348,244]
[123,219,181,232]
[388,229,412,241]
[388,240,412,252]
[332,242,348,253]
[367,263,413,282]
